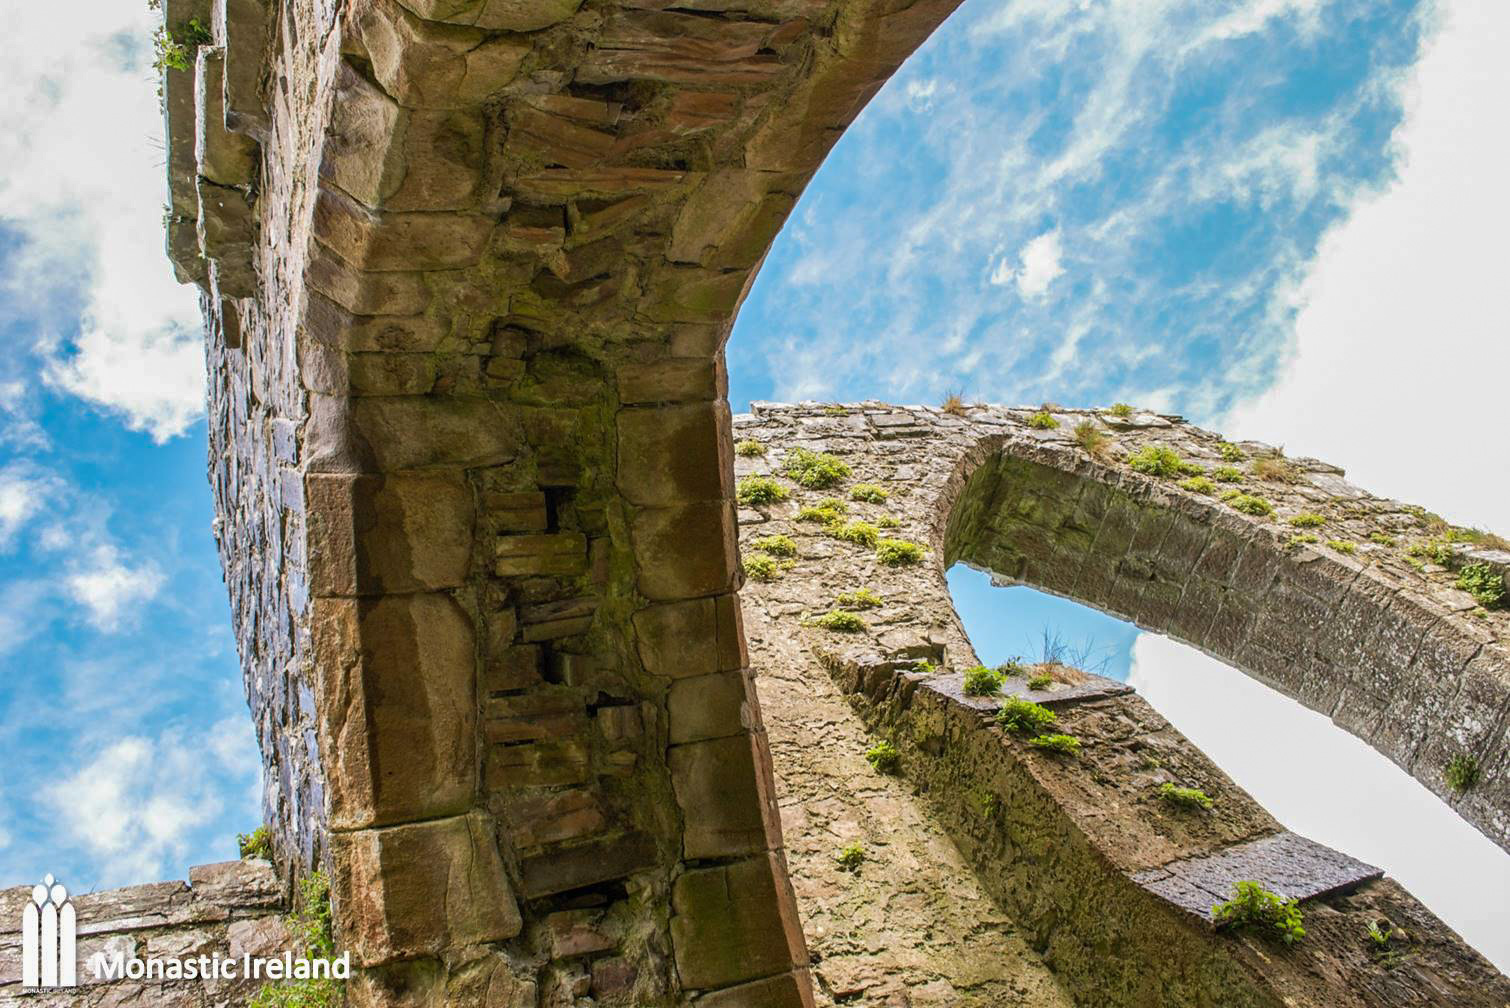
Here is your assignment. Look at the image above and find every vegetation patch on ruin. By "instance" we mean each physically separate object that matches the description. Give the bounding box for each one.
[1212,880,1305,946]
[735,438,765,457]
[737,476,789,506]
[836,841,866,873]
[850,483,890,503]
[963,665,1005,696]
[1027,410,1060,430]
[249,873,341,1008]
[996,697,1057,735]
[783,447,851,489]
[1128,444,1202,478]
[837,588,883,610]
[830,520,880,548]
[751,534,798,557]
[1445,753,1479,793]
[238,826,273,861]
[1157,782,1214,811]
[1027,733,1082,756]
[866,741,901,774]
[876,539,925,566]
[811,610,866,633]
[1287,513,1326,528]
[1225,493,1274,517]
[1456,563,1506,609]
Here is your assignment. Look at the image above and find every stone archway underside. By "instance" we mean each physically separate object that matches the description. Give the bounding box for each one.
[147,0,1510,1002]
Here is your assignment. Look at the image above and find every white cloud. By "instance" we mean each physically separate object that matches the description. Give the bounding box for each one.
[0,466,51,546]
[1014,230,1065,298]
[1129,633,1510,971]
[43,719,255,886]
[1227,0,1510,532]
[65,546,164,631]
[0,826,10,850]
[0,2,205,441]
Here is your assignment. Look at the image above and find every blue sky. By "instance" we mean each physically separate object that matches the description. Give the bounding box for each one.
[2,0,1507,969]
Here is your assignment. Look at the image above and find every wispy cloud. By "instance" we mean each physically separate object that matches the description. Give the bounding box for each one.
[65,546,164,632]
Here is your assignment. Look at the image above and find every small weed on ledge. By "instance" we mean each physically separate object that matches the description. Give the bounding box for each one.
[866,741,901,774]
[824,404,848,415]
[1250,455,1302,484]
[1026,670,1053,691]
[1287,533,1319,549]
[783,447,851,489]
[1326,539,1356,555]
[743,553,781,581]
[914,659,937,675]
[811,610,866,633]
[998,657,1027,677]
[796,497,848,524]
[963,665,1004,696]
[1445,753,1479,793]
[1219,442,1245,462]
[850,483,889,503]
[249,872,341,1008]
[836,842,866,873]
[830,520,880,547]
[876,514,900,529]
[1027,410,1060,430]
[1213,880,1305,946]
[1157,782,1214,811]
[751,534,798,557]
[1027,733,1082,756]
[1288,513,1326,528]
[1212,465,1245,482]
[735,438,765,457]
[1225,493,1274,517]
[1073,420,1109,456]
[1109,402,1134,418]
[737,476,789,506]
[238,826,273,860]
[996,697,1057,734]
[1179,476,1216,495]
[1128,444,1202,478]
[1369,531,1396,547]
[876,539,925,566]
[942,392,968,415]
[837,588,883,609]
[1456,563,1506,609]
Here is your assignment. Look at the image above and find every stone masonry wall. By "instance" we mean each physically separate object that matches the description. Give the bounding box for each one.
[734,401,1509,1007]
[0,860,289,1006]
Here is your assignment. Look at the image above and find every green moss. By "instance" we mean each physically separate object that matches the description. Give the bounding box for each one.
[1325,539,1357,555]
[751,534,797,557]
[876,538,925,566]
[744,552,780,581]
[1212,466,1245,482]
[830,520,880,547]
[1287,533,1319,548]
[1407,536,1456,566]
[1109,402,1134,418]
[1226,494,1274,517]
[823,404,848,415]
[1369,532,1396,547]
[913,659,937,675]
[996,696,1057,734]
[238,826,273,861]
[1026,671,1053,691]
[249,873,341,1008]
[1027,733,1082,756]
[1073,420,1109,455]
[1179,476,1217,495]
[837,588,883,609]
[811,610,866,632]
[796,498,848,524]
[1212,881,1305,946]
[735,438,765,457]
[850,483,890,503]
[783,447,851,489]
[875,514,900,529]
[866,741,901,774]
[836,841,866,873]
[1287,513,1326,528]
[1218,442,1245,462]
[963,665,1004,696]
[737,476,789,506]
[1128,444,1201,479]
[1445,753,1479,793]
[1456,563,1506,608]
[1027,410,1060,430]
[1157,782,1214,810]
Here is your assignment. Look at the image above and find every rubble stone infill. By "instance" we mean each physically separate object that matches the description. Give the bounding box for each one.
[0,860,289,1007]
[735,401,1510,1008]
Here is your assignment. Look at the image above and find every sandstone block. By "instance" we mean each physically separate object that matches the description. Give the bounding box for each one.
[495,532,587,576]
[670,855,804,990]
[631,502,737,601]
[668,670,751,744]
[195,48,259,186]
[306,472,473,595]
[633,597,718,678]
[670,733,773,859]
[617,358,722,404]
[618,402,731,507]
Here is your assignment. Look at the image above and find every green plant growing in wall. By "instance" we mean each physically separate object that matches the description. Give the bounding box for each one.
[796,498,848,524]
[914,659,937,675]
[876,514,900,529]
[1109,402,1134,418]
[1326,539,1357,555]
[737,476,789,506]
[1073,420,1109,456]
[238,826,273,861]
[824,404,848,415]
[1407,536,1456,566]
[866,741,901,774]
[1287,513,1326,528]
[1369,532,1396,547]
[751,534,798,557]
[850,483,890,503]
[1026,670,1053,691]
[1250,455,1301,484]
[830,520,880,547]
[836,841,866,873]
[152,17,212,74]
[1178,476,1216,495]
[783,447,851,489]
[973,790,999,818]
[743,552,780,581]
[1212,465,1245,482]
[1027,733,1081,756]
[1219,442,1245,462]
[876,539,924,566]
[1027,410,1059,430]
[1157,782,1214,810]
[735,438,765,457]
[996,697,1057,735]
[811,610,866,633]
[1367,921,1393,949]
[1445,753,1479,793]
[962,665,1004,696]
[1456,563,1506,609]
[1128,444,1202,478]
[249,873,341,1008]
[1212,880,1305,946]
[1287,533,1319,548]
[998,657,1027,677]
[1226,494,1274,517]
[837,588,883,609]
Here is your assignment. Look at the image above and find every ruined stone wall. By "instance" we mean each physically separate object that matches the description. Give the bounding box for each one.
[0,861,289,1006]
[734,401,1510,1007]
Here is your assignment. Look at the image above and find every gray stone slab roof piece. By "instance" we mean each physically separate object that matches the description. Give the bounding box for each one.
[928,672,1134,713]
[1133,831,1383,922]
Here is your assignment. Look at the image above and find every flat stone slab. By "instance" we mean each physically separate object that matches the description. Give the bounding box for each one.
[1133,831,1382,922]
[929,671,1134,713]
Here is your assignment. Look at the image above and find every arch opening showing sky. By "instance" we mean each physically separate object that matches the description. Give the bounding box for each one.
[949,564,1510,971]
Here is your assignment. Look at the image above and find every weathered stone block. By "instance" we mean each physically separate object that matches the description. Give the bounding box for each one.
[306,472,474,596]
[517,833,658,899]
[617,402,731,507]
[495,532,588,576]
[695,969,815,1008]
[311,185,494,271]
[195,48,259,186]
[670,855,804,991]
[631,502,737,601]
[668,670,751,744]
[634,597,718,678]
[333,812,521,965]
[353,0,529,109]
[670,733,772,858]
[617,358,722,404]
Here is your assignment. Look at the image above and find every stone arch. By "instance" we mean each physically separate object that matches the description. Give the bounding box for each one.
[935,426,1510,853]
